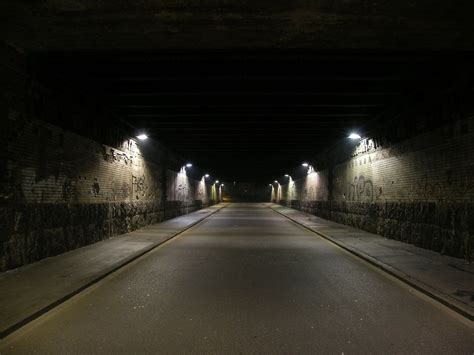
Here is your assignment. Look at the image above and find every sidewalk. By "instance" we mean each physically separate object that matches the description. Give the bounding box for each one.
[0,203,227,338]
[266,203,474,320]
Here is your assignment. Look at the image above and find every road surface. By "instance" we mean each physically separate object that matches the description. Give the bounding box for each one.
[1,203,473,354]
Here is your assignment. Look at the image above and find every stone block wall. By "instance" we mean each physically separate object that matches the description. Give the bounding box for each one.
[0,45,220,271]
[276,86,474,260]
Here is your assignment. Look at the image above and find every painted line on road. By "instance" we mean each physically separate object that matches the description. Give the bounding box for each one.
[266,204,474,322]
[0,204,229,340]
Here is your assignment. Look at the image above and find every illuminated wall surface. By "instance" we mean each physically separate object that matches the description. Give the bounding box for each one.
[0,52,220,271]
[277,113,474,259]
[0,118,220,270]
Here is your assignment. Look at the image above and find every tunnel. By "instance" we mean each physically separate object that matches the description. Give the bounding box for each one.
[1,1,474,353]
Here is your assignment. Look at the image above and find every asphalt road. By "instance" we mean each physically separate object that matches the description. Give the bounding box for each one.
[1,203,473,354]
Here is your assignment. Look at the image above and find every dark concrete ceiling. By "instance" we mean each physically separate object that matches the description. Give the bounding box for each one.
[3,1,474,182]
[2,0,474,51]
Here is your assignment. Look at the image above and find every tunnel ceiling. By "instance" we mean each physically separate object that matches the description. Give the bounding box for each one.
[3,1,474,182]
[29,51,469,182]
[2,1,474,51]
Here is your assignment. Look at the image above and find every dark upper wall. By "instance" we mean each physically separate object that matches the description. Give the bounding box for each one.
[0,45,221,271]
[275,78,474,260]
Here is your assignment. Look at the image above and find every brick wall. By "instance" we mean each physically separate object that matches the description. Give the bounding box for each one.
[277,85,474,260]
[0,45,220,271]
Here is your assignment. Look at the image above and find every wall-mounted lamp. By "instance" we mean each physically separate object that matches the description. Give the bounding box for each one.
[136,134,148,141]
[284,174,289,177]
[348,133,362,140]
[274,180,278,183]
[302,162,309,167]
[204,174,210,178]
[185,163,193,168]
[215,180,219,184]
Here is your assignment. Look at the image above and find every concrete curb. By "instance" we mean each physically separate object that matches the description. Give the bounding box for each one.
[0,204,228,339]
[268,205,474,321]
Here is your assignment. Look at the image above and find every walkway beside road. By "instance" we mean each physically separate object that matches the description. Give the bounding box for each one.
[0,203,227,338]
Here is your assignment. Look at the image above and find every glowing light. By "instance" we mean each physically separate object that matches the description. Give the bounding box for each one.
[136,134,148,140]
[302,163,309,167]
[204,174,210,178]
[215,180,219,184]
[348,133,362,140]
[284,174,289,177]
[274,180,278,183]
[185,163,193,168]
[221,184,224,187]
[269,184,272,186]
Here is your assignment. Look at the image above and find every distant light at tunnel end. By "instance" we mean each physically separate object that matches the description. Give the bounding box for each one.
[348,133,362,140]
[136,134,148,141]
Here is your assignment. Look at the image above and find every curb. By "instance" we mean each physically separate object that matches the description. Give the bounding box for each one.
[0,204,228,339]
[268,205,474,321]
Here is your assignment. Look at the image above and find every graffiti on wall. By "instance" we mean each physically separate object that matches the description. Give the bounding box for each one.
[61,176,77,202]
[196,180,207,201]
[397,167,474,202]
[90,178,100,197]
[303,186,316,200]
[352,138,376,157]
[101,146,133,166]
[19,168,80,203]
[132,174,148,199]
[343,165,474,203]
[167,168,194,202]
[300,171,329,201]
[345,175,374,202]
[446,166,474,197]
[176,182,190,201]
[111,181,132,200]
